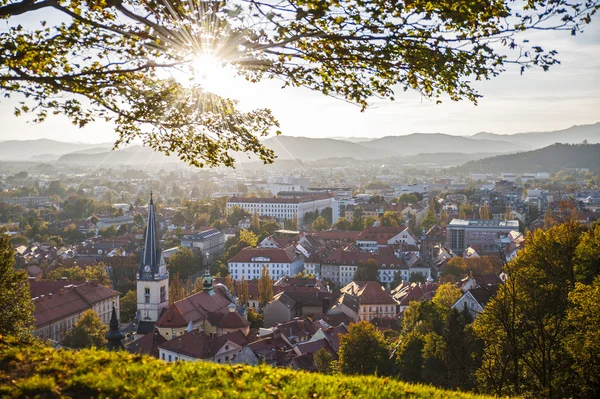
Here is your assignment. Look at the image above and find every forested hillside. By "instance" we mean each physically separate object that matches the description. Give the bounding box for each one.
[454,143,600,173]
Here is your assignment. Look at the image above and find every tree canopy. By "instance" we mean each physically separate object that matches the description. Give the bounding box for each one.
[2,0,598,167]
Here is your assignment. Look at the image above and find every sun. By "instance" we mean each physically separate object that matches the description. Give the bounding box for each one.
[189,52,239,94]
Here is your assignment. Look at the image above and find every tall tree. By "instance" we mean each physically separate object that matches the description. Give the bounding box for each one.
[333,217,352,230]
[224,274,235,294]
[62,310,108,349]
[119,290,137,322]
[0,235,34,339]
[236,275,249,307]
[480,203,490,220]
[420,201,437,232]
[167,247,198,279]
[250,210,261,233]
[314,347,333,375]
[312,216,330,231]
[339,321,391,376]
[353,259,379,282]
[473,222,588,398]
[432,283,463,310]
[379,211,400,227]
[258,265,273,307]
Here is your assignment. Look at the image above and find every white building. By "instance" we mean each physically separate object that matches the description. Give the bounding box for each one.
[227,246,304,281]
[227,195,339,225]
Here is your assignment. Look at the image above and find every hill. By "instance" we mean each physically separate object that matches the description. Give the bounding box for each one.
[0,338,490,399]
[261,136,397,161]
[360,133,524,155]
[0,139,113,161]
[470,122,600,148]
[454,143,600,173]
[56,145,183,166]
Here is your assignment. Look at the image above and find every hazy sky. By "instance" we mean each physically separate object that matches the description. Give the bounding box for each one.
[1,11,599,143]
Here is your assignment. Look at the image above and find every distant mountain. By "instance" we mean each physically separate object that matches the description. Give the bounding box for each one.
[261,136,397,161]
[470,123,600,148]
[360,133,525,155]
[56,145,182,166]
[453,143,600,173]
[0,139,113,161]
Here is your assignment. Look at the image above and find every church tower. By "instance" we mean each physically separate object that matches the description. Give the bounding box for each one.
[136,193,169,323]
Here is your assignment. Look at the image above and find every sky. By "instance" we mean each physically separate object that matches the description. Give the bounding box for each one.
[1,9,600,144]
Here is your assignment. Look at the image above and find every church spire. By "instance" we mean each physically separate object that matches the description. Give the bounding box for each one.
[140,193,160,277]
[105,304,124,351]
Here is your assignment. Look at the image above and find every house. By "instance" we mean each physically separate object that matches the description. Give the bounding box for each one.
[463,246,480,259]
[157,329,256,364]
[321,247,407,286]
[263,291,331,327]
[393,281,438,312]
[327,292,360,322]
[227,246,304,281]
[356,226,418,252]
[247,331,294,366]
[421,225,446,261]
[340,281,398,321]
[261,318,318,346]
[309,323,348,352]
[154,276,243,340]
[452,285,499,319]
[30,280,120,343]
[126,330,167,358]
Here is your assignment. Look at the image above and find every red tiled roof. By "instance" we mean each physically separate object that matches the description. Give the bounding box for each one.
[155,286,233,328]
[356,226,405,244]
[126,331,166,358]
[158,330,249,360]
[31,281,119,328]
[308,230,360,241]
[341,281,397,305]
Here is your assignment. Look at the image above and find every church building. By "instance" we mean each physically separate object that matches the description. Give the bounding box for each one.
[137,193,169,330]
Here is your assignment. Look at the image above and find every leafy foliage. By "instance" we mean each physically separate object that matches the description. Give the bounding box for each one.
[338,321,391,376]
[3,1,596,167]
[0,336,495,398]
[0,235,34,339]
[353,259,379,282]
[119,290,137,322]
[62,310,108,349]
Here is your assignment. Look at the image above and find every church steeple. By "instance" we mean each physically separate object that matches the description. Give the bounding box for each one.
[139,192,166,280]
[105,304,124,351]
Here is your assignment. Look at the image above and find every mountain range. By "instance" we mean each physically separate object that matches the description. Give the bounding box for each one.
[1,122,598,164]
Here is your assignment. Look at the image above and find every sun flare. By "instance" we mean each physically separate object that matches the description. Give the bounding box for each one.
[189,52,239,94]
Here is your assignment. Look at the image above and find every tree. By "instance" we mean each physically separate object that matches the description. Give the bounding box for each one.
[565,278,600,399]
[333,217,351,230]
[62,310,108,349]
[120,290,137,322]
[4,1,590,169]
[379,211,400,227]
[440,209,449,227]
[473,221,589,398]
[312,216,330,231]
[239,229,258,248]
[168,247,199,279]
[503,206,512,221]
[420,201,437,232]
[314,347,333,374]
[409,273,426,283]
[237,275,249,307]
[99,225,118,238]
[353,259,379,282]
[574,223,600,284]
[250,210,261,233]
[224,274,235,293]
[432,283,463,310]
[169,273,191,304]
[258,265,273,307]
[0,235,34,339]
[363,216,376,229]
[479,203,490,220]
[338,321,391,376]
[247,308,264,329]
[459,204,468,219]
[172,211,186,226]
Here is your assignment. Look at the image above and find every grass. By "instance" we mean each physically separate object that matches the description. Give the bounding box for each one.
[0,336,494,398]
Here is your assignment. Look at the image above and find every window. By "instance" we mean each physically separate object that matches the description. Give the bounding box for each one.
[168,355,172,362]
